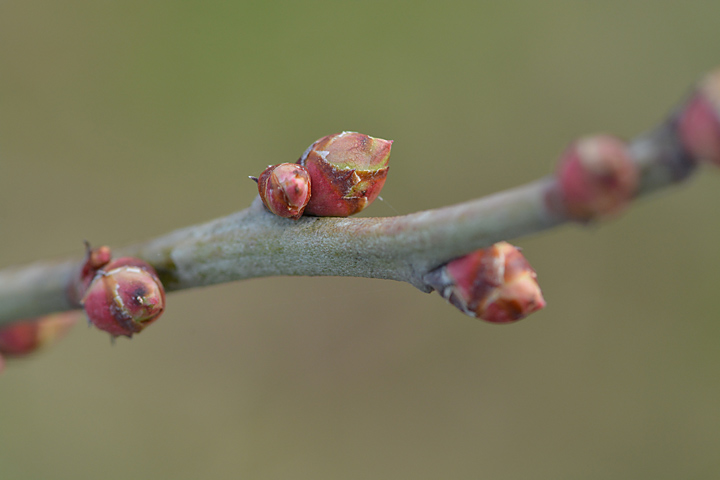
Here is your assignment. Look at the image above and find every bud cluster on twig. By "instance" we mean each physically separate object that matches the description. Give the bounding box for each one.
[0,244,167,373]
[253,132,548,322]
[254,132,392,218]
[2,68,720,369]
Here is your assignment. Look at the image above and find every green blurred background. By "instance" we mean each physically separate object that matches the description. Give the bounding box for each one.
[2,2,720,479]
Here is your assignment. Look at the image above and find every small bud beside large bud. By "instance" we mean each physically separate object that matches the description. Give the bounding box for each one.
[256,163,312,219]
[254,132,393,219]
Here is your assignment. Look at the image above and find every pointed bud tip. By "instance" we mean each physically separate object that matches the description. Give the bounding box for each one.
[479,271,546,323]
[69,244,115,307]
[86,245,112,270]
[427,242,545,324]
[299,132,392,216]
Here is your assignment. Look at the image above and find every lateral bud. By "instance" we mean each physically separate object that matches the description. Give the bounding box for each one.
[678,69,720,166]
[0,312,80,359]
[297,132,392,216]
[425,242,545,323]
[81,257,166,338]
[555,135,638,221]
[257,163,312,219]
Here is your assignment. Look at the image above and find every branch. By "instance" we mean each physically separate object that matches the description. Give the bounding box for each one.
[0,69,716,327]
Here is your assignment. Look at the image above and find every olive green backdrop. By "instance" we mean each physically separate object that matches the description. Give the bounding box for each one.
[1,2,719,479]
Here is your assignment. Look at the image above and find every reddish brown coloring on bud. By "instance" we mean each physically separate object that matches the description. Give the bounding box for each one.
[87,245,112,271]
[678,70,720,166]
[297,132,392,216]
[425,242,545,323]
[556,135,638,221]
[82,257,166,338]
[0,312,79,357]
[68,244,114,305]
[257,163,312,219]
[0,322,41,356]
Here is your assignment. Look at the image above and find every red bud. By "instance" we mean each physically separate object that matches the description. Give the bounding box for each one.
[297,132,392,216]
[0,312,79,357]
[257,163,312,219]
[556,135,638,221]
[81,257,166,338]
[68,244,113,305]
[425,242,545,323]
[678,70,720,166]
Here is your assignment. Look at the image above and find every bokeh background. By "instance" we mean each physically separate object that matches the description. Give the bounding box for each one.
[2,2,720,479]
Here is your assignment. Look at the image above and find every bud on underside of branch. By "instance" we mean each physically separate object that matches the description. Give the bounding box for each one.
[556,135,638,221]
[81,257,166,338]
[0,312,78,356]
[256,163,312,219]
[0,312,79,367]
[425,242,545,323]
[297,131,392,216]
[678,69,720,167]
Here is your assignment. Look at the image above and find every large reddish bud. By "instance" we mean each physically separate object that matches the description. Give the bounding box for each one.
[556,135,638,221]
[0,312,80,357]
[256,163,311,219]
[678,69,720,167]
[81,257,166,338]
[297,132,392,216]
[425,242,545,323]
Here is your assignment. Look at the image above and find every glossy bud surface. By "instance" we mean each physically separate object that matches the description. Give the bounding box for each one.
[82,257,166,338]
[425,242,545,323]
[257,163,312,219]
[298,132,392,216]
